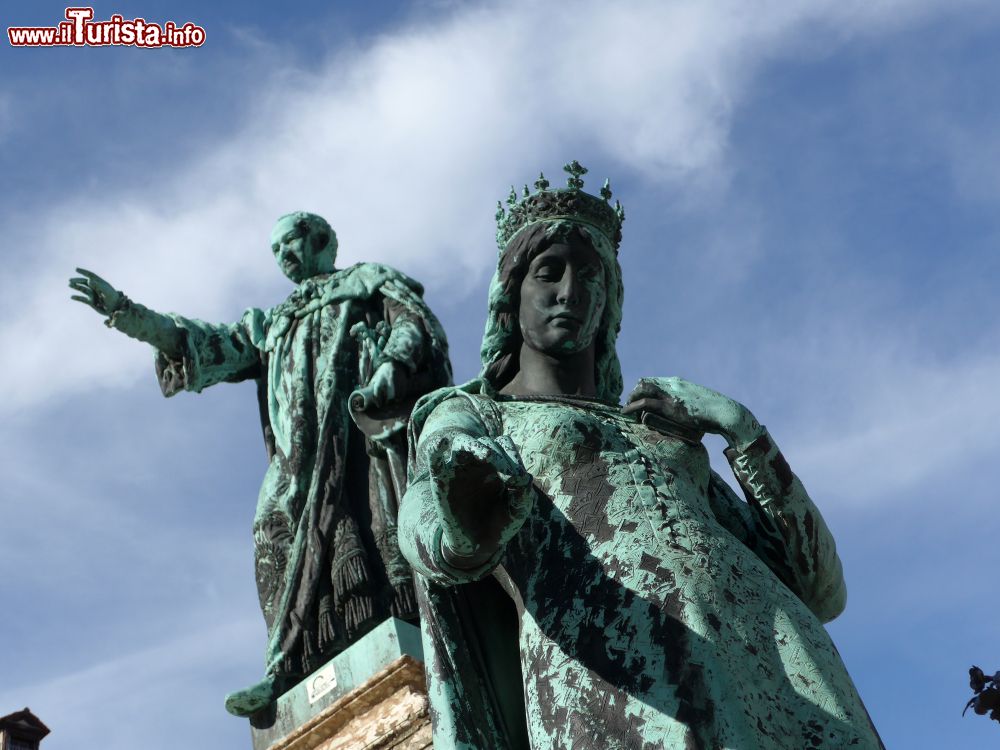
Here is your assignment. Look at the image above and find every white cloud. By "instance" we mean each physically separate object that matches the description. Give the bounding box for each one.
[2,0,990,413]
[619,250,1000,509]
[693,344,1000,512]
[0,618,261,750]
[789,351,1000,504]
[5,6,1000,750]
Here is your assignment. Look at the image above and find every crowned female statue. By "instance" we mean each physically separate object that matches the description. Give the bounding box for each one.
[398,164,884,749]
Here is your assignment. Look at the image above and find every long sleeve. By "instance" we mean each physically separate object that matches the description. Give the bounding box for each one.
[708,430,846,623]
[104,296,185,355]
[399,396,509,586]
[145,307,266,397]
[375,275,452,393]
[379,298,426,374]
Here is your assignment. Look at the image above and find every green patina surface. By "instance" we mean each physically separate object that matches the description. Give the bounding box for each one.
[70,172,884,747]
[397,164,884,749]
[248,617,423,750]
[70,212,451,718]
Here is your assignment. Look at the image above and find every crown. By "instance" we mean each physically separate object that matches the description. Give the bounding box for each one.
[495,160,625,251]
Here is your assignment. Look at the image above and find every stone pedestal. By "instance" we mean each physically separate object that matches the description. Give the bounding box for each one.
[250,618,431,750]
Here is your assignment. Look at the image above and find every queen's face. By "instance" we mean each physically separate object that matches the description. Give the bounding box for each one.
[518,235,606,357]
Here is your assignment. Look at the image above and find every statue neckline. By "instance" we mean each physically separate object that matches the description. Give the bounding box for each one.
[495,393,621,409]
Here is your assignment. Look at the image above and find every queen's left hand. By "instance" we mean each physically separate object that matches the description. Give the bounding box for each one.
[622,376,762,448]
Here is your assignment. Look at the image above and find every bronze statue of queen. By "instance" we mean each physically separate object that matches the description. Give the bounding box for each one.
[399,163,884,749]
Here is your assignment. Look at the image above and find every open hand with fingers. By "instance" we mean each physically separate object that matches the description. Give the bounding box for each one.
[69,268,123,316]
[623,376,762,448]
[425,432,533,569]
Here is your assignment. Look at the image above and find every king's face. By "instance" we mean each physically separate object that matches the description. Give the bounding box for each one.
[270,217,311,284]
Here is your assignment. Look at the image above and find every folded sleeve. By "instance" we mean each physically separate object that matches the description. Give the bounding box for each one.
[152,308,266,396]
[708,429,847,623]
[399,395,507,586]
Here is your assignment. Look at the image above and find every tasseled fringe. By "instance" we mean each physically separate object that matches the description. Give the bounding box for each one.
[390,581,418,621]
[333,553,370,602]
[332,539,379,643]
[316,608,337,653]
[344,595,376,639]
[301,628,316,672]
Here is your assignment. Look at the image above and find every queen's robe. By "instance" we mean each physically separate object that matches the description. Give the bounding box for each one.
[400,385,884,750]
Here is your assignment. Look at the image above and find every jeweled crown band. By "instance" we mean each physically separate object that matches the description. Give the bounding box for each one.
[495,160,625,252]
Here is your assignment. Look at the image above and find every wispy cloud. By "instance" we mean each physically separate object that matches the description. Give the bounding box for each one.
[2,0,990,413]
[686,281,1000,507]
[4,4,1000,749]
[0,618,261,750]
[787,350,1000,504]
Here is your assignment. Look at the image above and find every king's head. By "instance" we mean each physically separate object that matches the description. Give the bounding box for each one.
[269,211,337,284]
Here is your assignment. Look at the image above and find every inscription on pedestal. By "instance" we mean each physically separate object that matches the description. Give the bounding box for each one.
[250,618,427,750]
[307,665,337,705]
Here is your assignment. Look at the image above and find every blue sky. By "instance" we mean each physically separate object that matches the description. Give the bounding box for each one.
[2,1,999,748]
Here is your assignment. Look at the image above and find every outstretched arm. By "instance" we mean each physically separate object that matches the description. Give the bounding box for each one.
[624,376,846,623]
[399,396,533,585]
[69,267,262,396]
[69,268,184,356]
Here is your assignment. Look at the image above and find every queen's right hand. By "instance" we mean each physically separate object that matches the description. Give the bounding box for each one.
[425,432,533,569]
